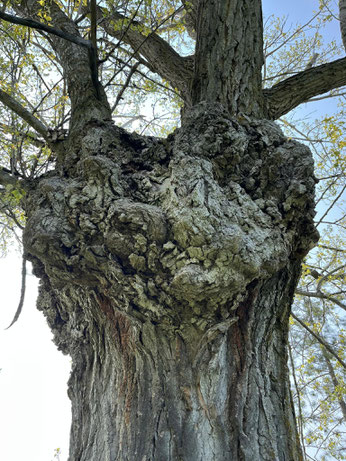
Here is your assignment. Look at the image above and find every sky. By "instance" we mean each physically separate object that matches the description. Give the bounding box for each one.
[0,254,71,461]
[0,1,343,461]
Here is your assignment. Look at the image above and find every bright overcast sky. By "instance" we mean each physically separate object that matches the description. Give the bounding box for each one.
[0,1,342,461]
[0,253,71,461]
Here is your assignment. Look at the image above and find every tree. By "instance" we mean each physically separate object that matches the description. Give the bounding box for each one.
[0,0,345,459]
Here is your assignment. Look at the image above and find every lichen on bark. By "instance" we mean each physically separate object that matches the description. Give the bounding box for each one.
[21,102,318,459]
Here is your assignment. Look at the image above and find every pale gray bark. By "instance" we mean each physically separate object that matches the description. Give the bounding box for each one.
[22,103,318,460]
[0,1,330,459]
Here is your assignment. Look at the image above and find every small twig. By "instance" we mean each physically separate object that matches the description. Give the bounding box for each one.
[291,312,346,370]
[111,62,139,112]
[295,288,346,311]
[289,343,307,460]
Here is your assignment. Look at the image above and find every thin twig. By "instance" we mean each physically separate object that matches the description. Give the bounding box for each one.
[291,312,346,370]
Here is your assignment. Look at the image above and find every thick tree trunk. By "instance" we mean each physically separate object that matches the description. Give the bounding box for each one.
[23,103,318,460]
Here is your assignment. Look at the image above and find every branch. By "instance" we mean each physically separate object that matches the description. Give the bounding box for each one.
[340,0,346,51]
[291,312,346,370]
[322,348,346,420]
[98,7,193,104]
[264,57,346,119]
[0,88,49,139]
[111,62,139,112]
[0,9,101,103]
[0,168,21,188]
[295,288,346,311]
[0,10,90,48]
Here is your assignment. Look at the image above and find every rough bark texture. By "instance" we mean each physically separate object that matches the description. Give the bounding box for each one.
[1,0,334,459]
[192,0,264,116]
[22,103,318,460]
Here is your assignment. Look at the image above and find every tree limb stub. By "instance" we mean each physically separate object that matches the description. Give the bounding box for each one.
[264,57,346,120]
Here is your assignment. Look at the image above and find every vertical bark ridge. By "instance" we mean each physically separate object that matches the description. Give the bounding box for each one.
[37,264,302,460]
[192,0,264,116]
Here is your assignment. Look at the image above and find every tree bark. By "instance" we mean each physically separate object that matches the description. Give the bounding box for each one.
[192,0,264,116]
[23,103,318,460]
[1,1,329,459]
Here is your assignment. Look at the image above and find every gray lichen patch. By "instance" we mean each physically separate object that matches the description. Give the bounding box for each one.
[24,103,318,341]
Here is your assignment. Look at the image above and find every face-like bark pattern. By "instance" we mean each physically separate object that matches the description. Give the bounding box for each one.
[23,104,317,460]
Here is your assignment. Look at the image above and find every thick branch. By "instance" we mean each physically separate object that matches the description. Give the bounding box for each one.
[0,8,101,102]
[264,57,346,119]
[6,1,110,129]
[0,88,49,139]
[98,8,193,105]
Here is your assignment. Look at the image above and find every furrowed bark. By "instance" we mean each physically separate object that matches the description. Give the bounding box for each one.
[23,103,318,460]
[2,1,332,459]
[192,0,264,116]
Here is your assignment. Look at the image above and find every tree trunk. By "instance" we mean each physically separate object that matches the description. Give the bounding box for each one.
[23,103,318,460]
[192,0,264,116]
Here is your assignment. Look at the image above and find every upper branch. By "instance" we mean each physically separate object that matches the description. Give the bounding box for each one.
[264,57,346,120]
[98,8,193,105]
[0,88,49,140]
[6,0,111,130]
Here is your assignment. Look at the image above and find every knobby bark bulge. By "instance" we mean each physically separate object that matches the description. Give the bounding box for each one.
[11,0,320,459]
[23,103,318,460]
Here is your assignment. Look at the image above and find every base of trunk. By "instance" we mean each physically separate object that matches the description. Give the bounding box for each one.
[36,261,302,461]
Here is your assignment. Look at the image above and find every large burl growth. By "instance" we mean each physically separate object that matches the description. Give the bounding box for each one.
[22,103,318,460]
